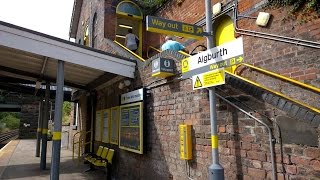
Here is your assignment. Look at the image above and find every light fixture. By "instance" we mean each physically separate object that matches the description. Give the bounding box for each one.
[119,24,133,29]
[123,80,131,87]
[35,81,41,89]
[212,3,222,16]
[116,34,126,39]
[256,12,271,27]
[118,82,125,89]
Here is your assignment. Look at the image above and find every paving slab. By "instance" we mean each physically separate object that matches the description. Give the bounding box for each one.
[0,139,106,180]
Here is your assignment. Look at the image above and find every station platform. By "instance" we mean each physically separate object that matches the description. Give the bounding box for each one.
[0,140,105,180]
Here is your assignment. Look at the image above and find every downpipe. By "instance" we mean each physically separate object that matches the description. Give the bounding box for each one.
[215,93,277,180]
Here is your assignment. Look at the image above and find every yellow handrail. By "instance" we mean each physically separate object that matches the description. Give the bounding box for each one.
[178,50,191,57]
[226,71,320,113]
[72,130,92,164]
[113,40,145,62]
[149,46,161,53]
[72,131,81,161]
[147,45,190,59]
[236,63,320,94]
[147,46,161,59]
[180,53,318,112]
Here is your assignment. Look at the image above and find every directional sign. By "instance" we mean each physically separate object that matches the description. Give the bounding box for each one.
[146,15,204,39]
[192,69,225,90]
[182,37,244,79]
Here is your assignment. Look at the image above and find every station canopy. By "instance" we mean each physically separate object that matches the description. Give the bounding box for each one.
[0,21,136,91]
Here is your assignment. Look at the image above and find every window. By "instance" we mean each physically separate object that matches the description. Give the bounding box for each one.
[92,13,98,48]
[83,25,90,46]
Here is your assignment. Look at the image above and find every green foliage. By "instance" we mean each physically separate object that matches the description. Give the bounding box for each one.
[62,101,72,124]
[268,0,320,14]
[0,114,20,130]
[135,0,168,14]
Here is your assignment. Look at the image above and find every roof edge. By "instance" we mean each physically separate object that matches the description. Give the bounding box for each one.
[69,0,83,39]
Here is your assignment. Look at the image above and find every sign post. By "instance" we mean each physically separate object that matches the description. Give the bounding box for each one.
[204,1,225,180]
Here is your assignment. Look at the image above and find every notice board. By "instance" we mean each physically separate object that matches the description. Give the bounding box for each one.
[95,111,102,141]
[110,106,119,145]
[102,109,110,143]
[119,102,143,154]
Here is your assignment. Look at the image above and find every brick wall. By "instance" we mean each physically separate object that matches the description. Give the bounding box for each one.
[19,96,41,139]
[74,0,320,179]
[148,0,320,112]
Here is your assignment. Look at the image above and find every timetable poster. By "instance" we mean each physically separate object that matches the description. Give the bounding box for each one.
[102,109,110,143]
[95,111,102,141]
[119,102,143,154]
[110,107,119,145]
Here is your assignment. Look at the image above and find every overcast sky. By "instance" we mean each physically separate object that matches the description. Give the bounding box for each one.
[0,0,74,40]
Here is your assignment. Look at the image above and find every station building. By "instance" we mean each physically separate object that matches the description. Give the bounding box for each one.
[66,0,320,179]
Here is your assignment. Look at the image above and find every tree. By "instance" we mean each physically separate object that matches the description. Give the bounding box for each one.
[62,101,72,124]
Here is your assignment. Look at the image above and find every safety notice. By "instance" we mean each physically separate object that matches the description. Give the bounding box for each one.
[192,68,225,90]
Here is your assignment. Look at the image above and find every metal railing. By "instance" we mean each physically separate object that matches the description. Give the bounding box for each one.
[72,130,92,164]
[183,47,318,113]
[235,63,320,94]
[147,45,190,59]
[231,64,320,114]
[147,46,161,59]
[113,40,145,62]
[215,92,276,180]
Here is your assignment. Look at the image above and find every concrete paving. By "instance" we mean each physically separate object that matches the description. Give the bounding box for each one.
[0,140,106,180]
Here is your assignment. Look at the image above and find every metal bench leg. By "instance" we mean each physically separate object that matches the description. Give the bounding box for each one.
[84,163,96,172]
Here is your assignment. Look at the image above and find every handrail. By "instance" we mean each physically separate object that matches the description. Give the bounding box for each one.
[72,130,92,164]
[214,92,276,180]
[147,46,161,59]
[147,45,190,59]
[72,131,81,161]
[225,71,320,114]
[113,40,145,62]
[149,46,161,53]
[185,52,318,113]
[236,63,320,94]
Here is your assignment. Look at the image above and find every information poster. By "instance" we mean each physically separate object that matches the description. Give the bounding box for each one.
[110,107,119,145]
[95,111,102,141]
[102,109,110,143]
[119,102,143,154]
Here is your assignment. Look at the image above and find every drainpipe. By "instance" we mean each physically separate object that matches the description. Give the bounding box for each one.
[215,93,276,180]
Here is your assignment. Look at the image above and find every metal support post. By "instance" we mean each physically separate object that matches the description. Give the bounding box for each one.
[205,0,225,179]
[36,101,43,157]
[50,61,64,180]
[40,82,50,170]
[90,95,94,152]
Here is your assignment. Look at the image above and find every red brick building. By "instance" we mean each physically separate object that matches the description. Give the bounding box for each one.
[69,0,320,179]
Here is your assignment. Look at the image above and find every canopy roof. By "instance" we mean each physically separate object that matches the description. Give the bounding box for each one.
[0,21,136,90]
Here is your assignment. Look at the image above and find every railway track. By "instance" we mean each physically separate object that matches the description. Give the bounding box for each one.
[0,129,19,144]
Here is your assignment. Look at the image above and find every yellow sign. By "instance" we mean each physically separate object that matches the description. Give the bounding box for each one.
[192,68,225,90]
[146,16,204,39]
[193,76,203,88]
[182,58,189,73]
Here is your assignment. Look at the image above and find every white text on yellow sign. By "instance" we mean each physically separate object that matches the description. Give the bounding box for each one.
[192,69,225,90]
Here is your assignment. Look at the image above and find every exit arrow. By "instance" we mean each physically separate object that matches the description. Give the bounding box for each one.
[196,27,203,34]
[237,56,243,62]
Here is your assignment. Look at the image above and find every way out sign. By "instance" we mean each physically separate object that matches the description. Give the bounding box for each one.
[146,15,204,39]
[182,37,244,79]
[192,69,225,90]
